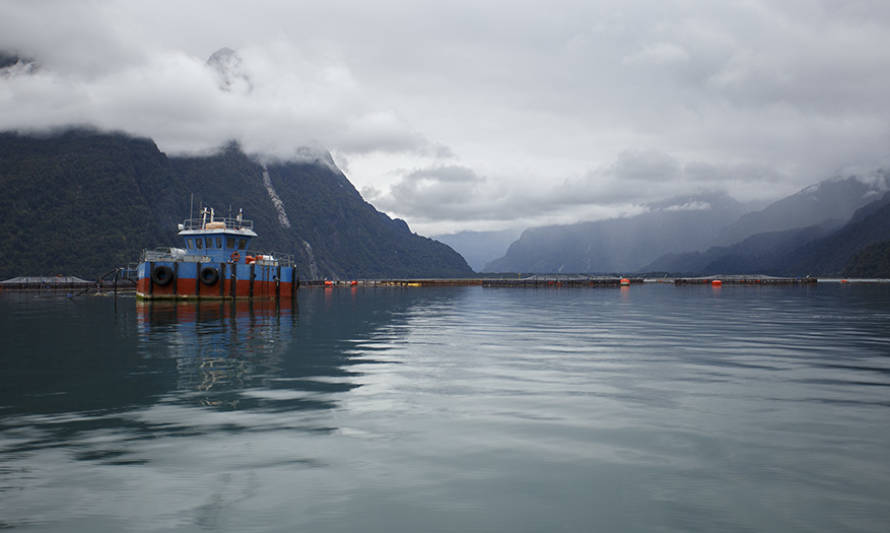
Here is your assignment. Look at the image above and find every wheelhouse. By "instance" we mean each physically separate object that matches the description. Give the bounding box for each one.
[177,208,257,264]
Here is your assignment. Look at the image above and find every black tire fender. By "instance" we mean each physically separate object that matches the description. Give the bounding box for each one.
[200,266,219,286]
[151,265,174,286]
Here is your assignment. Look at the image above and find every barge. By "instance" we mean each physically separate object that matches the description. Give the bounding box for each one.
[136,208,298,300]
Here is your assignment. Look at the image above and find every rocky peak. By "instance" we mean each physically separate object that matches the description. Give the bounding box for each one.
[206,47,252,93]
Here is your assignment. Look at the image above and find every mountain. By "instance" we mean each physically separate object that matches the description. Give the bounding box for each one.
[777,192,890,275]
[0,129,472,280]
[0,52,35,72]
[644,191,890,276]
[206,47,252,93]
[644,222,838,275]
[718,172,890,244]
[0,52,20,68]
[432,228,522,272]
[843,241,890,278]
[484,193,747,273]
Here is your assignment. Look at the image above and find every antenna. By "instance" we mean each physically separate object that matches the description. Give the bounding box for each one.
[189,193,194,225]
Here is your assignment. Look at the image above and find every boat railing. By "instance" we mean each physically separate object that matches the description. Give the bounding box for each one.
[141,248,212,263]
[245,250,296,267]
[180,216,254,231]
[141,248,296,267]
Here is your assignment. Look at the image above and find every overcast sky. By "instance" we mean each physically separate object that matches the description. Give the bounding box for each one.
[2,0,890,235]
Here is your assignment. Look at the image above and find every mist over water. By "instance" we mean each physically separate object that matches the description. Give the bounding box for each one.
[1,285,889,532]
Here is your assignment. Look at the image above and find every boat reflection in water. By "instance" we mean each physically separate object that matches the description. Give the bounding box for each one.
[136,298,313,410]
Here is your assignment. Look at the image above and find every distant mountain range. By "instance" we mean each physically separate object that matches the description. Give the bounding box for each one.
[484,171,890,277]
[0,129,472,280]
[717,173,889,244]
[484,193,747,273]
[432,229,522,271]
[644,183,890,276]
[844,240,890,278]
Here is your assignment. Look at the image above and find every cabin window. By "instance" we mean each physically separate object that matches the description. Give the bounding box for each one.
[216,237,222,248]
[226,237,234,249]
[185,239,193,250]
[195,238,203,249]
[205,237,213,248]
[238,238,247,250]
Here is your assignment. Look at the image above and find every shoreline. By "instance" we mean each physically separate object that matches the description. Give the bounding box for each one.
[3,275,888,293]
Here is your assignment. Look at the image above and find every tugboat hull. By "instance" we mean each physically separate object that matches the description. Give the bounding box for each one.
[136,260,298,300]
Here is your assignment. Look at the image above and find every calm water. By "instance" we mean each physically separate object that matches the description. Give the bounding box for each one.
[1,284,889,532]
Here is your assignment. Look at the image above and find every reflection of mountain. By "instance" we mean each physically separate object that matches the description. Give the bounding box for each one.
[0,288,449,468]
[0,293,170,417]
[0,288,436,425]
[135,290,419,412]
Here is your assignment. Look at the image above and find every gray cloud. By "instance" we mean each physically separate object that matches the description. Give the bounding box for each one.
[0,4,439,158]
[606,150,682,183]
[373,149,791,234]
[373,165,487,219]
[2,0,890,235]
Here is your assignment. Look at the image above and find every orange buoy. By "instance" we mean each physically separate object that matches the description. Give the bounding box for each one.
[324,280,334,287]
[350,280,358,286]
[840,279,848,284]
[711,279,722,286]
[620,278,630,286]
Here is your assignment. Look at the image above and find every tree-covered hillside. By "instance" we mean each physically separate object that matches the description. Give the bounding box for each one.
[843,241,890,278]
[0,130,172,278]
[0,129,472,279]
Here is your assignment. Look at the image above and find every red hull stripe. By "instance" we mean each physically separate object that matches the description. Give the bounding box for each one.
[137,272,296,300]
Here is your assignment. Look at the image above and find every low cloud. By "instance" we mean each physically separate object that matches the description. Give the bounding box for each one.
[374,149,787,234]
[373,165,487,219]
[623,42,690,65]
[662,201,711,212]
[0,40,438,159]
[605,149,682,182]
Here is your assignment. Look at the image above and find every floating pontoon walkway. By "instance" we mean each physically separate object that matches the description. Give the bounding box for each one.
[303,276,643,288]
[0,276,96,289]
[672,275,817,285]
[0,274,825,292]
[302,275,816,288]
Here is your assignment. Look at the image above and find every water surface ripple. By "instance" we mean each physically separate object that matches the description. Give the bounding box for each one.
[1,284,889,532]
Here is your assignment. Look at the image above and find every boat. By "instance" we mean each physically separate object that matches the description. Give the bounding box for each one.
[136,207,298,300]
